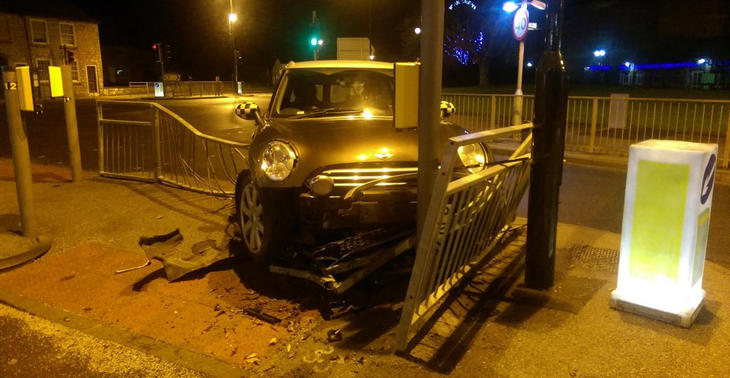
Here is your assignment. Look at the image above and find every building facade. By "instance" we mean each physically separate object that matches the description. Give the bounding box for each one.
[0,12,103,97]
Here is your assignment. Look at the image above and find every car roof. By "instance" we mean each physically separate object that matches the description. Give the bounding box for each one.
[286,60,393,70]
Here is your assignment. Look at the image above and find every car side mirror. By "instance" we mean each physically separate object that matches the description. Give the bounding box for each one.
[440,101,455,119]
[235,101,263,125]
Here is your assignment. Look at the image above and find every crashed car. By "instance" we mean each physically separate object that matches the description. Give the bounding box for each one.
[235,60,491,262]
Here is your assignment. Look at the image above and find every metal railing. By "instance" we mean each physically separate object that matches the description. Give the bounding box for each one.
[395,123,533,352]
[96,100,248,196]
[442,93,730,168]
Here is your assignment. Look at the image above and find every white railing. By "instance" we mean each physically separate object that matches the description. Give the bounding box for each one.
[96,100,248,196]
[396,123,533,351]
[442,93,730,168]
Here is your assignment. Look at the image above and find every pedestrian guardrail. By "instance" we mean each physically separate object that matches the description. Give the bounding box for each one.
[96,100,248,196]
[396,123,533,352]
[442,93,730,168]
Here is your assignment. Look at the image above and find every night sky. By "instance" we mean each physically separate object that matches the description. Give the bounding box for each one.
[38,0,730,83]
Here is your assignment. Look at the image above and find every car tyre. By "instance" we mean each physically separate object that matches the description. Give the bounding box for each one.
[235,171,294,264]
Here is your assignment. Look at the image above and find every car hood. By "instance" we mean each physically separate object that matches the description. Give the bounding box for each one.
[250,116,467,187]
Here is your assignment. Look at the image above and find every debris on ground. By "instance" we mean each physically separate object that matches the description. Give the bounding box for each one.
[114,259,151,274]
[244,353,260,365]
[327,328,342,342]
[269,337,277,346]
[137,229,232,281]
[243,307,282,324]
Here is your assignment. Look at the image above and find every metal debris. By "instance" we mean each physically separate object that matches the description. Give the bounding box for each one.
[327,328,342,342]
[114,259,151,274]
[243,308,281,324]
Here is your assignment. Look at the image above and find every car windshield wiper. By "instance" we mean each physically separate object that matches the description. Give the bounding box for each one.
[293,108,363,119]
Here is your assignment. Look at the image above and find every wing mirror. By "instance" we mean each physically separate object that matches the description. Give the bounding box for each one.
[440,101,455,119]
[235,101,263,125]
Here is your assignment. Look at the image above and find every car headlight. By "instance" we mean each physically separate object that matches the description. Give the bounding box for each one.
[260,141,297,181]
[457,143,488,173]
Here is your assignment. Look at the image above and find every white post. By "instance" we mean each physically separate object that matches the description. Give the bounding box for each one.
[512,40,525,125]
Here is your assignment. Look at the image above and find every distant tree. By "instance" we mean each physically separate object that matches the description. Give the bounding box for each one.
[444,0,510,86]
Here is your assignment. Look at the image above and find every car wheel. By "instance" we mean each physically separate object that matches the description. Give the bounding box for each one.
[235,171,294,263]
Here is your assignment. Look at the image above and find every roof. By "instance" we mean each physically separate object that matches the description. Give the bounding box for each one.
[286,60,394,70]
[0,0,97,23]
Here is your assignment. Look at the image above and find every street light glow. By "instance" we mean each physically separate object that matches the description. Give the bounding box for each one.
[502,1,519,13]
[624,61,631,67]
[318,39,323,46]
[228,13,237,23]
[414,27,421,35]
[530,0,547,10]
[697,58,706,64]
[593,49,606,57]
[526,61,533,68]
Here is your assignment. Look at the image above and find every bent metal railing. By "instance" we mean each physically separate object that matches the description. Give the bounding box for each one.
[96,100,248,196]
[395,123,533,352]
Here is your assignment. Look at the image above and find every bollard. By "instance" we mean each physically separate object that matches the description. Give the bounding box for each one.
[62,65,82,182]
[3,69,37,237]
[525,0,568,290]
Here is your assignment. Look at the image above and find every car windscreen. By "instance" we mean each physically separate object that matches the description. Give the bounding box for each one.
[273,69,394,118]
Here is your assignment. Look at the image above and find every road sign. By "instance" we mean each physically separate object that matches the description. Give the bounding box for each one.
[512,5,529,41]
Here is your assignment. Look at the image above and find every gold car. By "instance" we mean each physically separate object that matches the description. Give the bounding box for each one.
[235,60,490,262]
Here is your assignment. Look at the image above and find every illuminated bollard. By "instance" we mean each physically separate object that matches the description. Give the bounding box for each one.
[611,140,717,327]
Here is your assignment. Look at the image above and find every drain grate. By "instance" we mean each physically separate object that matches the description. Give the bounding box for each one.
[568,245,619,273]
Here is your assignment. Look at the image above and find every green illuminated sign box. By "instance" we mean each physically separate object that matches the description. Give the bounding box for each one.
[611,140,717,327]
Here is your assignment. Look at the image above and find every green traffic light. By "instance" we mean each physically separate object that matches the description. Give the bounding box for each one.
[310,37,318,46]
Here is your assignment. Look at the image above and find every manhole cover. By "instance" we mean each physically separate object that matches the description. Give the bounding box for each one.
[568,245,619,273]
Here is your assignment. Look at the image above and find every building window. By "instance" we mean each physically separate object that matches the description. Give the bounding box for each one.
[59,22,76,47]
[30,19,47,44]
[36,59,51,81]
[71,61,79,82]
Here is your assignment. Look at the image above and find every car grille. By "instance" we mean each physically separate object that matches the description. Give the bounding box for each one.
[320,166,418,188]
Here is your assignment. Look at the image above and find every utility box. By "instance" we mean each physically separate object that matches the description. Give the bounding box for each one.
[608,93,629,129]
[336,38,372,60]
[611,140,717,327]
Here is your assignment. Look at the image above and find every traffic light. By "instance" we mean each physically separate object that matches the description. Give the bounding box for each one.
[152,43,161,62]
[165,44,172,62]
[310,37,318,46]
[65,50,75,64]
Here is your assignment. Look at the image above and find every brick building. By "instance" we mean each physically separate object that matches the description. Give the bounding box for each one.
[0,4,103,97]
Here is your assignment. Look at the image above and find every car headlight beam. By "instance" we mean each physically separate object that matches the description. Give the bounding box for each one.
[457,143,488,173]
[260,141,297,181]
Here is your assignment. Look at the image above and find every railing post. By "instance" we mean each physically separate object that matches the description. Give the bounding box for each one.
[96,101,104,173]
[490,95,496,128]
[724,106,730,169]
[152,106,162,179]
[589,97,598,153]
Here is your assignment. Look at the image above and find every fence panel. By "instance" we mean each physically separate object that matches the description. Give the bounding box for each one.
[97,100,249,196]
[396,123,532,352]
[443,93,730,168]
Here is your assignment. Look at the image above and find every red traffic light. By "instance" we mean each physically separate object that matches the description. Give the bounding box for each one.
[152,44,158,50]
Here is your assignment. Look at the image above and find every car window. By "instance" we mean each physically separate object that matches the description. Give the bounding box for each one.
[274,68,394,118]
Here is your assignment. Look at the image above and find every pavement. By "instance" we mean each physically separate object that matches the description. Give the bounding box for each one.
[1,159,729,377]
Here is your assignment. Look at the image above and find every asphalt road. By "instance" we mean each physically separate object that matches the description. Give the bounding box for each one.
[1,95,728,268]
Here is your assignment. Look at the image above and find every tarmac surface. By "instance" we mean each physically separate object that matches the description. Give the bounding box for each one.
[1,160,729,376]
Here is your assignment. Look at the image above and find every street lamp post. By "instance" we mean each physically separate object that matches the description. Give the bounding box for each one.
[504,0,545,126]
[228,0,239,93]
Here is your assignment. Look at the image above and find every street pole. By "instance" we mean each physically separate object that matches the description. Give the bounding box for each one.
[525,0,568,289]
[512,40,525,125]
[2,70,37,237]
[417,0,445,236]
[229,0,238,93]
[61,65,82,182]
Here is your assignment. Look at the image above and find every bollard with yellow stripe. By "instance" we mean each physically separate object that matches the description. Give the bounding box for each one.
[611,140,717,327]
